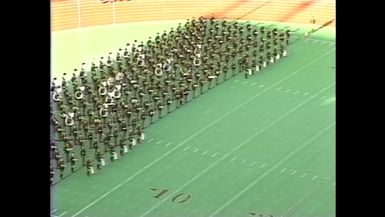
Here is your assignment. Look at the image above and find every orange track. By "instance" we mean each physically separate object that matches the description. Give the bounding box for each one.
[51,0,335,31]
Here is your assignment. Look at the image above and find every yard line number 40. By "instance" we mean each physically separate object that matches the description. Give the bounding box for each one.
[150,188,274,216]
[150,188,191,204]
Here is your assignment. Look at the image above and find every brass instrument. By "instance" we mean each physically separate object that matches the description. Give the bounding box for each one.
[193,57,202,66]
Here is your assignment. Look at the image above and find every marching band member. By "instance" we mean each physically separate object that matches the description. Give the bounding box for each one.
[50,17,290,178]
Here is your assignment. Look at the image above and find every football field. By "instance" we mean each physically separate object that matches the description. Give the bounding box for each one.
[51,20,335,217]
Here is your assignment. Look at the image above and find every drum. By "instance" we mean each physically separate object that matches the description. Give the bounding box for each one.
[141,133,145,140]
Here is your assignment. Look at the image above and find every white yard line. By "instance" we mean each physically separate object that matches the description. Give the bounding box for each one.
[204,108,214,114]
[280,181,325,217]
[58,211,68,217]
[71,49,335,217]
[208,123,335,217]
[140,83,335,217]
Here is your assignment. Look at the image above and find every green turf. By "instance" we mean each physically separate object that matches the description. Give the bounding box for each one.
[51,20,335,217]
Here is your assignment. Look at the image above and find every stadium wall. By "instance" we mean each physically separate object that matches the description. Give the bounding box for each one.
[51,0,335,31]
